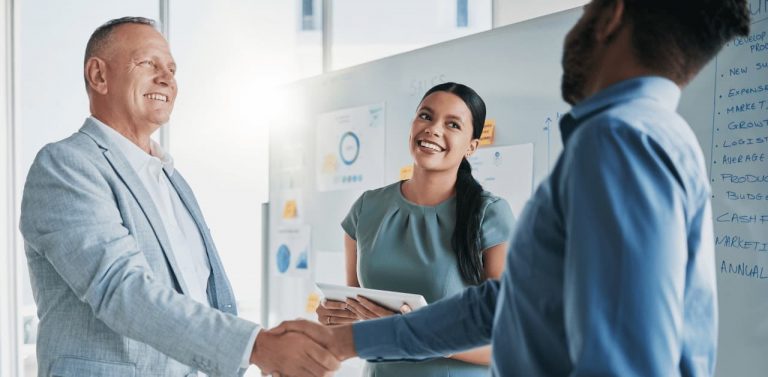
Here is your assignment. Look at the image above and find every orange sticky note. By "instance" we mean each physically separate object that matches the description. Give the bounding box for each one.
[479,119,496,146]
[399,165,414,180]
[282,200,298,219]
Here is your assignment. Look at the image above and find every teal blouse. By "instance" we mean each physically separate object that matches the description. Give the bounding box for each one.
[342,181,515,377]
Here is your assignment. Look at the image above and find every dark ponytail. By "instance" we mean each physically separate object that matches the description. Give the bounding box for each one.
[421,82,487,285]
[454,157,485,285]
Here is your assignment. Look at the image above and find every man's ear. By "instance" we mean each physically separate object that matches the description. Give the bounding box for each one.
[595,0,625,44]
[85,57,108,95]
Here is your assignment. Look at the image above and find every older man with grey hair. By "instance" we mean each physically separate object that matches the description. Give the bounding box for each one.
[20,17,338,377]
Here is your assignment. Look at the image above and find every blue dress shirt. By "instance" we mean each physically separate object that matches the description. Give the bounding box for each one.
[352,76,718,377]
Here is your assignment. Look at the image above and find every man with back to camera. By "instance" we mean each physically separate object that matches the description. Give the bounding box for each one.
[19,17,338,377]
[271,0,752,376]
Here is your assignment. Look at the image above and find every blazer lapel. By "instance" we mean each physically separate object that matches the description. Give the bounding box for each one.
[166,172,236,314]
[78,119,191,295]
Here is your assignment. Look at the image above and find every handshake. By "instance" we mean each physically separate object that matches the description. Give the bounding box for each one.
[250,319,354,377]
[251,297,411,376]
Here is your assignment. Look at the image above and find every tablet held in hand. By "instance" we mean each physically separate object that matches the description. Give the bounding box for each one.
[315,282,428,312]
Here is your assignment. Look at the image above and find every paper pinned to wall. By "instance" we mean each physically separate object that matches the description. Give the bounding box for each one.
[315,103,386,191]
[271,225,311,276]
[468,143,535,218]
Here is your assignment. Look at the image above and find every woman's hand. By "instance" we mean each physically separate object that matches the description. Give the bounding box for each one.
[345,295,412,320]
[316,299,358,326]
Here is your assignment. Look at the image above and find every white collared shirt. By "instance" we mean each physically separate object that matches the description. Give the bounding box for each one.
[92,117,262,374]
[92,117,212,306]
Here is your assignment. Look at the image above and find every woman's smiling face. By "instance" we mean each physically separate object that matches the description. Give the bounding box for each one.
[409,91,478,173]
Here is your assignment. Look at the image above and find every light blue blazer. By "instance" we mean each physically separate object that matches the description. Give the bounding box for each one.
[19,118,258,377]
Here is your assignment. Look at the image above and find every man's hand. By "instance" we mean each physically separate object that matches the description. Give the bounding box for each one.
[268,319,357,361]
[250,329,340,377]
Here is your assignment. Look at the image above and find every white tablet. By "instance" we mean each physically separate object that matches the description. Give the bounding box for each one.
[315,282,428,312]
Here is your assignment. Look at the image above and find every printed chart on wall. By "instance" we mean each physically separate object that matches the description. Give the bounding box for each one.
[271,226,311,277]
[316,103,386,191]
[710,4,768,375]
[468,143,534,217]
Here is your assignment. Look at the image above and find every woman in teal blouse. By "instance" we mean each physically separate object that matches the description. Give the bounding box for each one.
[317,82,515,376]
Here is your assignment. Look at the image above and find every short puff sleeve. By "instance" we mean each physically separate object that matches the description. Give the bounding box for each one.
[341,191,366,240]
[479,197,515,251]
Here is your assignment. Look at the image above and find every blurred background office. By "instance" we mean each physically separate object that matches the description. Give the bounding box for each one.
[0,1,585,375]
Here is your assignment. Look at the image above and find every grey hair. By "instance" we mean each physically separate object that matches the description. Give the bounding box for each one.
[83,16,157,88]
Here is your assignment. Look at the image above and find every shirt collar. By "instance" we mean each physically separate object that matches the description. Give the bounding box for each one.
[560,76,681,143]
[89,116,175,176]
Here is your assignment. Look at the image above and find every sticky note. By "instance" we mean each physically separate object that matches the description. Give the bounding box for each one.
[306,292,320,313]
[282,199,298,219]
[322,154,337,173]
[400,165,414,180]
[479,119,496,146]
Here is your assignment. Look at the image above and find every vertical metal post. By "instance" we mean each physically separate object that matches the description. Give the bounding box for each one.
[158,0,170,150]
[321,0,332,72]
[261,202,270,327]
[2,0,21,375]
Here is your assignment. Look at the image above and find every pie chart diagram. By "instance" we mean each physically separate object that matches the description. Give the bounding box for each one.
[276,244,291,273]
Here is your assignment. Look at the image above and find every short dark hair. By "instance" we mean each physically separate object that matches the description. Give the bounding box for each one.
[603,0,751,83]
[83,16,157,88]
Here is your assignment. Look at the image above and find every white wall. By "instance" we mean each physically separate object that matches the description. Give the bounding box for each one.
[168,0,320,333]
[331,0,492,69]
[493,0,587,26]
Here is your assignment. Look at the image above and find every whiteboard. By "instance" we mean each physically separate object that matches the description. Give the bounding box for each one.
[694,5,768,376]
[267,4,768,376]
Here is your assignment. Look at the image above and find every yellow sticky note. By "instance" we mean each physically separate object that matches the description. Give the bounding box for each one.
[399,165,414,180]
[306,292,320,313]
[282,200,297,219]
[322,154,337,173]
[479,119,496,146]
